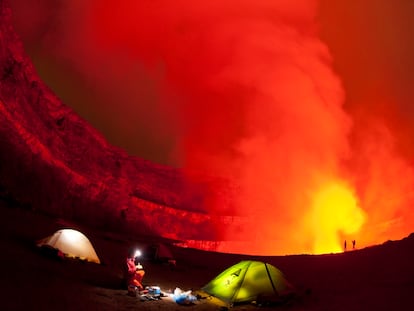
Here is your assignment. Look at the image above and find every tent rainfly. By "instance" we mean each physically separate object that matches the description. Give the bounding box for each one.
[37,229,101,264]
[202,260,293,306]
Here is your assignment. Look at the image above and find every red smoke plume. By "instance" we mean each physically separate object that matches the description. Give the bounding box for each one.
[9,0,414,254]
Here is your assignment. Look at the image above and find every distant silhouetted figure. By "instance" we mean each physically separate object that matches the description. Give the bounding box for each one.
[352,240,356,249]
[344,240,347,251]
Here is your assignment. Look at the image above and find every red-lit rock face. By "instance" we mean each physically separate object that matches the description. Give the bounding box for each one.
[2,0,414,256]
[0,0,230,243]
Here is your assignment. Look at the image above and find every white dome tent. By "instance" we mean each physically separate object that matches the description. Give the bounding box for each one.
[37,229,101,264]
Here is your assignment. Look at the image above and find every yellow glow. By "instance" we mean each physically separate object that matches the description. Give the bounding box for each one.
[311,182,366,254]
[61,229,84,243]
[236,287,249,300]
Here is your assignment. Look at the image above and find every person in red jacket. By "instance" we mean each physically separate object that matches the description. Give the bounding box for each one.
[126,249,145,291]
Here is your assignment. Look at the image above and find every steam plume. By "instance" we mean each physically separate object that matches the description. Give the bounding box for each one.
[9,0,414,254]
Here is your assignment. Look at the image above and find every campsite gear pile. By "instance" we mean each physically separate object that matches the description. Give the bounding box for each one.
[173,287,197,305]
[146,286,161,298]
[140,287,163,301]
[202,260,294,307]
[129,286,164,301]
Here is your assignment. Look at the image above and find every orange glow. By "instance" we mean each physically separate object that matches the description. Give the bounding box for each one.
[310,182,366,254]
[10,0,414,255]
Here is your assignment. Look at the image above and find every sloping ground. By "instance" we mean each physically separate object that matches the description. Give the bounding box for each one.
[1,200,414,311]
[0,0,242,243]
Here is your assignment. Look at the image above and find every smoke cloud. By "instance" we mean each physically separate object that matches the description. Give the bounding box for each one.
[9,0,414,254]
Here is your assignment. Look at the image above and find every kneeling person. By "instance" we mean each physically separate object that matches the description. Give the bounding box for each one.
[126,250,145,291]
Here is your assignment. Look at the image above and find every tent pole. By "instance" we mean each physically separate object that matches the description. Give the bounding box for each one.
[264,263,278,295]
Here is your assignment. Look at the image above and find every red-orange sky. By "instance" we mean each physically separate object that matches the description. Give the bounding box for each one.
[8,0,414,255]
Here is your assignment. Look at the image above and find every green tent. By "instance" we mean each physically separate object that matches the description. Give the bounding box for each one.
[202,260,292,306]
